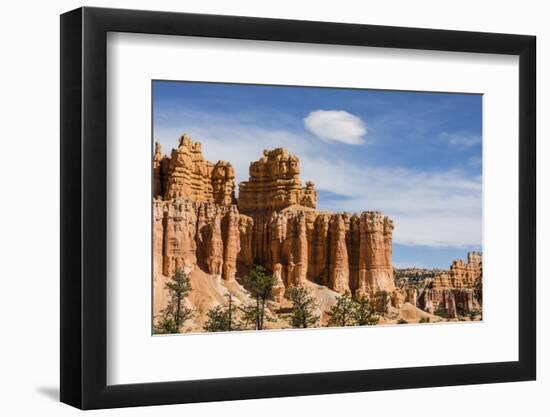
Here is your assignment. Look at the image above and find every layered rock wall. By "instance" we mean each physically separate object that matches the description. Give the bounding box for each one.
[236,149,394,296]
[153,135,395,316]
[419,252,482,317]
[154,134,235,205]
[238,148,317,213]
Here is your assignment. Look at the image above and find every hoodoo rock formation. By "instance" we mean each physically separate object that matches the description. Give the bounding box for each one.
[419,252,483,318]
[153,134,396,318]
[238,148,317,213]
[154,134,236,205]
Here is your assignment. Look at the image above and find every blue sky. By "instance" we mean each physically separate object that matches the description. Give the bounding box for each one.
[153,80,482,269]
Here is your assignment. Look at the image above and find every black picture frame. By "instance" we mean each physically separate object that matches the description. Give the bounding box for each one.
[60,6,536,410]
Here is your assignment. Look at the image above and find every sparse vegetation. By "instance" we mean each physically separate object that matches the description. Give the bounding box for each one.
[354,297,379,326]
[244,264,278,330]
[203,305,231,332]
[374,290,390,317]
[203,293,239,332]
[284,286,319,328]
[393,267,444,289]
[154,269,193,334]
[238,304,259,330]
[327,292,358,327]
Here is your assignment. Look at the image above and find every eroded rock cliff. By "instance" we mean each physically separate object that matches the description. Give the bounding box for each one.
[419,252,482,318]
[154,134,236,205]
[153,135,395,318]
[238,148,317,213]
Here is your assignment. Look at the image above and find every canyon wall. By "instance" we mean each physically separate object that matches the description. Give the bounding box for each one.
[419,252,482,317]
[153,135,395,316]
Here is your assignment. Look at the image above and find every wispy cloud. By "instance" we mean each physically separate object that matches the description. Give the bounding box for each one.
[304,110,366,145]
[468,155,482,166]
[155,113,481,248]
[298,156,481,247]
[439,131,482,148]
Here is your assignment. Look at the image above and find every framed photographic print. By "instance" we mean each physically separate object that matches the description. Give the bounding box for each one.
[60,6,536,410]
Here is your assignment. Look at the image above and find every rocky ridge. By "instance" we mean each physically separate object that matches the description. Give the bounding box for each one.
[419,252,483,318]
[153,134,395,319]
[153,133,482,328]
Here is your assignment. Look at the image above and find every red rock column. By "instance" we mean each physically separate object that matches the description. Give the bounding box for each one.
[383,217,394,274]
[237,215,254,270]
[270,211,286,282]
[194,203,208,270]
[329,214,350,293]
[407,287,418,306]
[267,213,286,301]
[392,288,405,309]
[368,212,395,294]
[212,161,236,206]
[357,211,395,298]
[422,290,436,314]
[357,213,369,298]
[249,214,269,267]
[205,213,224,276]
[152,201,167,318]
[163,201,197,276]
[292,212,309,285]
[309,214,330,286]
[443,290,457,318]
[163,203,177,277]
[153,201,165,277]
[280,214,293,287]
[153,142,163,198]
[222,206,240,281]
[348,215,360,294]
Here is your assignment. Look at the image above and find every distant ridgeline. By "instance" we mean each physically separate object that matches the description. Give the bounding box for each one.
[394,253,483,318]
[152,134,482,321]
[419,252,483,317]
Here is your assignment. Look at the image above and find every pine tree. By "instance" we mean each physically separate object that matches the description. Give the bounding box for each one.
[327,292,358,327]
[244,264,277,330]
[203,306,231,332]
[238,304,259,330]
[374,290,390,317]
[203,293,239,332]
[354,296,379,326]
[154,317,179,334]
[284,286,319,328]
[154,269,193,334]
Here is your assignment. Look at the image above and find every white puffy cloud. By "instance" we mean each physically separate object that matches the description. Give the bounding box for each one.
[304,110,366,145]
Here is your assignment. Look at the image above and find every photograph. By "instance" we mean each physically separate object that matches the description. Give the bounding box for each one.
[0,1,541,414]
[152,81,483,334]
